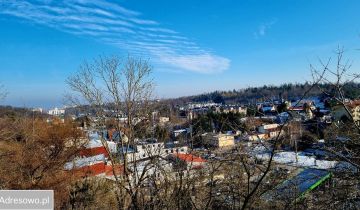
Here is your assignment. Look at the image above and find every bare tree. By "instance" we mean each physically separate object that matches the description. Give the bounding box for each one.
[67,55,155,209]
[307,47,360,209]
[0,83,7,101]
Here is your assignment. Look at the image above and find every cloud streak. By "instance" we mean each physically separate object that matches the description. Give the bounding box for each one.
[0,0,230,74]
[254,18,277,39]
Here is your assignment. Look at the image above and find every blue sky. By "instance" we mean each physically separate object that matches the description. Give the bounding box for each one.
[0,0,360,108]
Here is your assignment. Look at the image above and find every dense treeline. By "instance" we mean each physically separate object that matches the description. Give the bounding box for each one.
[172,82,360,105]
[0,106,47,118]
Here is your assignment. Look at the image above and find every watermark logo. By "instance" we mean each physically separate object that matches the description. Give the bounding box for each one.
[0,190,53,209]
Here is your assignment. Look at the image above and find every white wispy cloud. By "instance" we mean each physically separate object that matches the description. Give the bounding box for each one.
[0,0,230,74]
[159,53,230,74]
[254,18,277,39]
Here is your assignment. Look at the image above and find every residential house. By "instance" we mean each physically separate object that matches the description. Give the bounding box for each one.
[159,116,170,124]
[222,105,247,115]
[258,123,284,139]
[173,129,187,137]
[205,133,235,148]
[332,100,360,123]
[170,153,206,170]
[259,103,276,113]
[244,132,267,141]
[118,139,188,163]
[48,107,65,116]
[164,142,188,155]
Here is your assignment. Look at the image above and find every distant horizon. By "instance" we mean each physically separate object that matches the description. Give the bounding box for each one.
[1,1,360,108]
[0,81,354,109]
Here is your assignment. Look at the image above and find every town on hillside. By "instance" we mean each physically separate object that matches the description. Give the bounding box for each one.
[12,89,357,208]
[1,1,360,209]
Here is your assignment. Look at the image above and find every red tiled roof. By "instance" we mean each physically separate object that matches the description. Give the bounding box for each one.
[173,153,206,163]
[79,146,109,158]
[70,162,125,178]
[105,164,125,176]
[71,162,106,177]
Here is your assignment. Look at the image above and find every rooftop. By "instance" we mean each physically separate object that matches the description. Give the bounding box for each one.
[173,153,206,163]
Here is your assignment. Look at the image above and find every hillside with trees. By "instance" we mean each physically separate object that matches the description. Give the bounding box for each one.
[171,82,360,105]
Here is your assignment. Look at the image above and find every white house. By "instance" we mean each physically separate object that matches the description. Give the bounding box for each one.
[258,124,284,139]
[159,117,170,124]
[48,107,65,116]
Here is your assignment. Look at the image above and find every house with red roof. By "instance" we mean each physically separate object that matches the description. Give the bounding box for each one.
[79,146,109,158]
[69,162,125,178]
[170,153,206,170]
